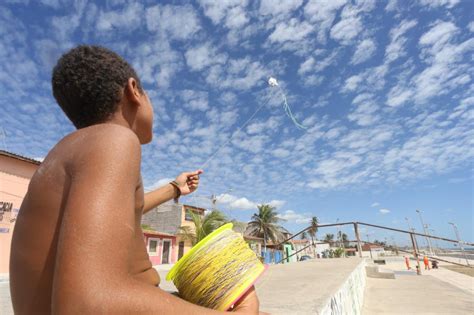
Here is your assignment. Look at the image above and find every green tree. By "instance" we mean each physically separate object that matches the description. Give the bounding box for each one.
[308,216,319,257]
[178,210,228,246]
[338,231,349,248]
[324,233,334,244]
[246,204,285,253]
[300,231,308,240]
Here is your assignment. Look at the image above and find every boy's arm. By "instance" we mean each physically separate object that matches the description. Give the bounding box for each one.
[142,169,203,213]
[51,126,221,314]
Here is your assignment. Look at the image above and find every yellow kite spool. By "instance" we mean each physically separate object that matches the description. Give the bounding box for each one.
[166,223,266,311]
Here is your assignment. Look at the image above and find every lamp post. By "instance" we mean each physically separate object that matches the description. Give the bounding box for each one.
[448,222,470,266]
[336,218,341,248]
[416,209,433,256]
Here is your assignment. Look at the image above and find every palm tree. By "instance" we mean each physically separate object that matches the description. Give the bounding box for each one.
[307,216,319,257]
[246,204,285,253]
[300,231,308,240]
[178,210,228,246]
[337,231,349,248]
[324,233,334,245]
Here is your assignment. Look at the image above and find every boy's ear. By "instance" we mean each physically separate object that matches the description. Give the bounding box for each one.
[124,78,142,106]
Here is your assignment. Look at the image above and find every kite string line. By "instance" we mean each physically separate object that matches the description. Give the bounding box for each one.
[198,96,271,171]
[189,96,270,209]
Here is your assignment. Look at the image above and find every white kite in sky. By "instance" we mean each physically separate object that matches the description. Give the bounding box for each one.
[268,76,306,130]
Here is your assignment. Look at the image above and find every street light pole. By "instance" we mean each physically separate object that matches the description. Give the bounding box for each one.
[416,209,433,256]
[448,222,470,266]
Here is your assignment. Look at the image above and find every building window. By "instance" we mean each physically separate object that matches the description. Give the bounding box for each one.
[149,239,158,253]
[185,209,194,221]
[178,241,185,259]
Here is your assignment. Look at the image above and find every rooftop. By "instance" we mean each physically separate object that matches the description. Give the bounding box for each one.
[0,150,41,165]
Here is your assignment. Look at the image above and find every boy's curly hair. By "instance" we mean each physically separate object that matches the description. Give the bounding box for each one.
[52,45,142,128]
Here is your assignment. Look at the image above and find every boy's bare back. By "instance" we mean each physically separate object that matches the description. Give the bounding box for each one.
[9,45,262,314]
[10,124,159,313]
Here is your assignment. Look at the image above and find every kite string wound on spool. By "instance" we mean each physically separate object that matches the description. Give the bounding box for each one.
[167,223,267,311]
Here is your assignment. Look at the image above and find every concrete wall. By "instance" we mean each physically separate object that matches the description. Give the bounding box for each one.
[320,260,366,315]
[0,155,39,273]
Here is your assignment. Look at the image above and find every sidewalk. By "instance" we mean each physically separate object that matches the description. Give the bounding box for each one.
[363,261,474,314]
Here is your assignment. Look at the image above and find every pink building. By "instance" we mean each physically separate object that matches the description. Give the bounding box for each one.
[142,230,177,265]
[0,150,40,273]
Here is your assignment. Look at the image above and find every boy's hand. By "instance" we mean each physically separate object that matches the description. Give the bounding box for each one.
[175,169,203,196]
[232,286,269,314]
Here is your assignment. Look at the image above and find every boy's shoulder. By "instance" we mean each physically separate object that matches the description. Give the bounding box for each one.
[53,124,141,169]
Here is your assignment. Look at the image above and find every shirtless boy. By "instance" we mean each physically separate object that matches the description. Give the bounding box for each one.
[10,45,261,314]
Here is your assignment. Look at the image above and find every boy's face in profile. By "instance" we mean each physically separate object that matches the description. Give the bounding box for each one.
[134,88,154,144]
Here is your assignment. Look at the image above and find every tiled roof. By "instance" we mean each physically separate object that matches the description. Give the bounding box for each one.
[142,229,176,238]
[0,150,41,165]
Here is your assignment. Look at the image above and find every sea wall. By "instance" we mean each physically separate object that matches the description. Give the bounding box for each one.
[319,260,366,315]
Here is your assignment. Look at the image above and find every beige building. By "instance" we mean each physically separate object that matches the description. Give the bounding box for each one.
[0,150,40,273]
[142,202,205,261]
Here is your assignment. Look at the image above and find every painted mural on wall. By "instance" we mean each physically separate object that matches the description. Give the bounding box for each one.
[0,201,18,232]
[320,261,367,315]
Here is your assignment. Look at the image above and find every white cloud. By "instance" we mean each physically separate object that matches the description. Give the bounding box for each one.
[418,0,460,9]
[185,42,227,72]
[215,194,285,211]
[277,210,311,224]
[268,18,314,43]
[181,90,209,111]
[198,0,249,29]
[269,200,286,209]
[351,39,376,65]
[379,208,391,214]
[205,57,266,90]
[259,0,303,17]
[468,22,474,33]
[330,15,362,44]
[419,21,458,48]
[371,202,380,207]
[229,197,257,210]
[146,4,201,40]
[147,177,174,191]
[97,2,144,33]
[298,57,315,75]
[304,0,347,42]
[385,19,417,64]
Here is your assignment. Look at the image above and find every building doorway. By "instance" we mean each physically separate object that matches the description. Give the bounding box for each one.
[162,240,171,264]
[178,241,184,260]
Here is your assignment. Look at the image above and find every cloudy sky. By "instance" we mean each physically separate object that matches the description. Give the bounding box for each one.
[1,0,473,244]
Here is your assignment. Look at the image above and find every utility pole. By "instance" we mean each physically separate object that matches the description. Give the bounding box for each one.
[366,234,373,259]
[405,217,420,251]
[354,223,363,258]
[416,209,433,255]
[449,222,470,266]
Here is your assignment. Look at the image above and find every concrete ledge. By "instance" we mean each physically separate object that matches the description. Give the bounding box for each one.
[365,265,395,279]
[256,258,366,314]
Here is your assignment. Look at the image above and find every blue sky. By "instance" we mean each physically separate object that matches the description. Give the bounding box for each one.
[1,0,473,245]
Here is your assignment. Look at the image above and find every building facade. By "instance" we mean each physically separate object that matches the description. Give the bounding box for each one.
[142,202,206,262]
[0,151,40,273]
[142,230,177,265]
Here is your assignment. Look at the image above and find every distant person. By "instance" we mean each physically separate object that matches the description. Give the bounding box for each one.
[431,260,439,269]
[9,45,263,314]
[405,256,411,270]
[423,256,430,270]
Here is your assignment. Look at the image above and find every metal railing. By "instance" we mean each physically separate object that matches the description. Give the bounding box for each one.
[274,221,473,271]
